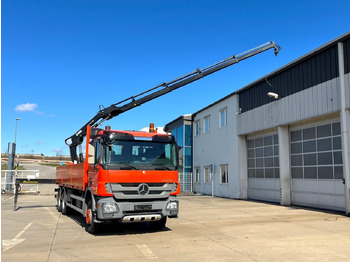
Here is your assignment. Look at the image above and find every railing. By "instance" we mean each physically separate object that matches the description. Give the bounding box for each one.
[179,172,193,193]
[1,170,40,194]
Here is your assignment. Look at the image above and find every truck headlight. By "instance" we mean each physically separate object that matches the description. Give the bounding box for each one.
[166,201,178,210]
[171,183,178,193]
[101,202,119,213]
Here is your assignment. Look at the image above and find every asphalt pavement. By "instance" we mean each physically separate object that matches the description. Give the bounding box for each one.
[20,163,57,179]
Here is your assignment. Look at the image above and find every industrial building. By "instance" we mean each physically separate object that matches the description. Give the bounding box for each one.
[165,32,350,214]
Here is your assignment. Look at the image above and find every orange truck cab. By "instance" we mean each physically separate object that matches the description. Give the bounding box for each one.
[56,125,180,234]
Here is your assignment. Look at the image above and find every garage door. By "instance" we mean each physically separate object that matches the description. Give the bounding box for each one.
[290,121,345,211]
[247,133,280,203]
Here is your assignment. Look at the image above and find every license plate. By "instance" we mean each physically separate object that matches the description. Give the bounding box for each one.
[134,205,152,211]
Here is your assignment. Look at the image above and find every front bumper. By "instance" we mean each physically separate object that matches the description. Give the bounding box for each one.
[95,196,179,222]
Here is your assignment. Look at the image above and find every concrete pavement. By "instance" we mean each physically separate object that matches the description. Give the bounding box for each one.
[2,192,350,262]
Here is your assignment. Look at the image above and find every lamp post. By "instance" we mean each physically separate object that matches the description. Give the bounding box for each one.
[14,118,20,144]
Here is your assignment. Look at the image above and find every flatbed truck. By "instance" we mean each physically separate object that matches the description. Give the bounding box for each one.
[55,42,281,233]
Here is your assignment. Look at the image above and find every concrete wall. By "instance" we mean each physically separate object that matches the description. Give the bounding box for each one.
[192,95,240,198]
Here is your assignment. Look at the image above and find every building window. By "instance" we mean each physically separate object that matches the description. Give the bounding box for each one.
[194,167,200,183]
[220,165,228,183]
[195,120,200,136]
[247,133,279,179]
[219,108,227,128]
[204,116,210,133]
[204,166,211,183]
[290,122,343,180]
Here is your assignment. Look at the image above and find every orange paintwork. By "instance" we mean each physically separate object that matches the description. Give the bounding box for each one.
[56,126,180,196]
[56,163,86,190]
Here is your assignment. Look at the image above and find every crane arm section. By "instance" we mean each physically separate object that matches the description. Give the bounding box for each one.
[66,41,281,162]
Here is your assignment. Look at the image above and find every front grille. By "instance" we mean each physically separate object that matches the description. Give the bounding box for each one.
[109,183,174,200]
[119,183,165,187]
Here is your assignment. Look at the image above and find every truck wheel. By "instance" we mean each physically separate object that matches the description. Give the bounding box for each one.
[86,200,101,234]
[150,216,167,230]
[56,188,62,212]
[61,189,70,215]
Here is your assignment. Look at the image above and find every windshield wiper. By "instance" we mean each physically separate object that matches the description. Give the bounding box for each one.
[153,165,172,170]
[118,163,138,170]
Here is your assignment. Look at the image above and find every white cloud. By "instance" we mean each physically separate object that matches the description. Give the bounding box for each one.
[14,103,54,117]
[15,103,38,112]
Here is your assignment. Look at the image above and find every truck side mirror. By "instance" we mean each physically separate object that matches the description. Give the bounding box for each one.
[88,144,95,164]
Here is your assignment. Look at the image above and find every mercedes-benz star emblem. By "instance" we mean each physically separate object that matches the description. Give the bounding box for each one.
[138,183,149,196]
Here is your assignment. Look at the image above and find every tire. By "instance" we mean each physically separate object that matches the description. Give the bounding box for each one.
[150,216,167,230]
[61,189,70,215]
[86,200,101,234]
[56,188,62,212]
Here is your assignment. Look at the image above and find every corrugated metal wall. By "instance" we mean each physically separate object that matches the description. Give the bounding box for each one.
[237,78,341,135]
[345,39,350,108]
[344,38,350,74]
[239,45,340,113]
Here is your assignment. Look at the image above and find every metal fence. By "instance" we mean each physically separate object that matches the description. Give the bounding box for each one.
[178,172,192,192]
[1,169,191,193]
[1,170,40,194]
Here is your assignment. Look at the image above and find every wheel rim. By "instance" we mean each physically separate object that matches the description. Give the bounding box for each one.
[58,194,62,207]
[62,194,66,210]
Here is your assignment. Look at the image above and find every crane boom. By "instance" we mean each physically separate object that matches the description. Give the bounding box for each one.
[66,41,281,162]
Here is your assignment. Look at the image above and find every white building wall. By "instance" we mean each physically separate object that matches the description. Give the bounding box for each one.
[193,95,240,198]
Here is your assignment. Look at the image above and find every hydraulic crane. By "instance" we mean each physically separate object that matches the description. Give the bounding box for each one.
[66,41,281,163]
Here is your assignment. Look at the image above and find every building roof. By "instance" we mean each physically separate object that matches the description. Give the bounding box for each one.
[164,114,192,132]
[235,31,350,94]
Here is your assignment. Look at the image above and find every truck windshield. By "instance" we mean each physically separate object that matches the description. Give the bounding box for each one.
[102,140,178,170]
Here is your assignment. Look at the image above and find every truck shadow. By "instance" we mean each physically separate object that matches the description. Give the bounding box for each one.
[66,210,171,236]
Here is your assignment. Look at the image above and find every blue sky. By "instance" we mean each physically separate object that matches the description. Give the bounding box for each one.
[2,0,349,157]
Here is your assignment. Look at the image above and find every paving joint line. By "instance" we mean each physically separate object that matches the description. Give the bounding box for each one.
[46,211,61,262]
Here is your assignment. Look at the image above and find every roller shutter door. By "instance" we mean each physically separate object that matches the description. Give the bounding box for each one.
[247,133,280,203]
[290,121,345,211]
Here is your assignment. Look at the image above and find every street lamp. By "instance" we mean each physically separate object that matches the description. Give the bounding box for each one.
[14,118,20,144]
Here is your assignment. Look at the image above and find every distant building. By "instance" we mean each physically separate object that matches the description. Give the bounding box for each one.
[164,115,193,192]
[166,32,350,214]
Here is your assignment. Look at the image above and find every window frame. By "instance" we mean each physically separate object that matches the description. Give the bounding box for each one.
[194,166,200,183]
[220,164,228,184]
[194,120,200,136]
[219,108,227,128]
[204,166,211,183]
[204,115,210,134]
